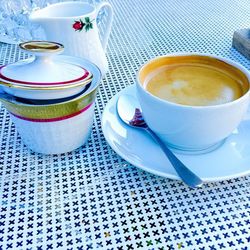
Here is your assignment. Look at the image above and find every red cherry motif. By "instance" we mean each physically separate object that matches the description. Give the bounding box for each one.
[72,18,94,32]
[73,21,84,31]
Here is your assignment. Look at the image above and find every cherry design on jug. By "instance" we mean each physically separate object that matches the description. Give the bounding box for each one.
[73,17,94,32]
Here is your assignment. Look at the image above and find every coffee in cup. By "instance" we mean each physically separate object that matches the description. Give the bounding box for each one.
[142,55,248,106]
[136,54,250,152]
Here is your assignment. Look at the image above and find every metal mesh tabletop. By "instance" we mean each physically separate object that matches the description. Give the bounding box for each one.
[1,0,250,249]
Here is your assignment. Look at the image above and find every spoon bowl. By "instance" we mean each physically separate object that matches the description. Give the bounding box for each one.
[117,93,203,188]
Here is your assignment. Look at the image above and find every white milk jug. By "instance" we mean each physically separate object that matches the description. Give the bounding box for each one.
[30,1,113,75]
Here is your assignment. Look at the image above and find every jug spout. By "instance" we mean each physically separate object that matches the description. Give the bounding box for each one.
[29,8,49,24]
[29,8,60,42]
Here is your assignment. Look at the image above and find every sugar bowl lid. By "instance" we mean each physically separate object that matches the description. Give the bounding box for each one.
[0,41,92,87]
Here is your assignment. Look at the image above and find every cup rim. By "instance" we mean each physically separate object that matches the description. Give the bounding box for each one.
[136,53,250,109]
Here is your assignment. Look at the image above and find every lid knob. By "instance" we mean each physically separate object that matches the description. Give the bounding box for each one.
[19,41,64,56]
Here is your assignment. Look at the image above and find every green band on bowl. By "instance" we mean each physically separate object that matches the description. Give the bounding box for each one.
[2,89,97,119]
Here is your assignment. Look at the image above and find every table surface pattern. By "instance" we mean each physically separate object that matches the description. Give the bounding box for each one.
[1,0,250,249]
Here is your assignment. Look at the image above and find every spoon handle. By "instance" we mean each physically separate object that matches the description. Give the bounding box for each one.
[145,127,203,188]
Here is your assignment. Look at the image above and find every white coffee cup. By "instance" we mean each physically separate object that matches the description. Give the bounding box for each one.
[136,53,250,152]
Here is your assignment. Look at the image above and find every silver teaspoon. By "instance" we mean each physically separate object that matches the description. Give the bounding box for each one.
[117,94,203,188]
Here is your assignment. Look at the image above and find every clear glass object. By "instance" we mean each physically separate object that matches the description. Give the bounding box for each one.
[0,0,102,44]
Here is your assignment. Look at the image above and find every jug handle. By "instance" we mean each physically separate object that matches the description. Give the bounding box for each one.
[96,2,113,51]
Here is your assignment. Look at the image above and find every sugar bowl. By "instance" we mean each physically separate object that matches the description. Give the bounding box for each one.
[0,41,101,154]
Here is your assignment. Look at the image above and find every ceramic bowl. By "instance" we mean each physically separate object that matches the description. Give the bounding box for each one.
[0,41,93,100]
[0,57,101,154]
[136,53,250,152]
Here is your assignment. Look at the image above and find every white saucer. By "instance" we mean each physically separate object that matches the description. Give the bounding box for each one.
[102,85,250,182]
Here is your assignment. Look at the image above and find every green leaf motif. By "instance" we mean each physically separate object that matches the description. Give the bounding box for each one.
[73,17,94,32]
[85,17,90,23]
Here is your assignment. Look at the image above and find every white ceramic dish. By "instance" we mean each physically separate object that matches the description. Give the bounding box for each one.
[0,41,92,100]
[1,56,101,155]
[102,85,250,182]
[10,104,95,154]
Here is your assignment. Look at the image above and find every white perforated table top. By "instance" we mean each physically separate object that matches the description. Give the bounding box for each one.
[1,0,250,249]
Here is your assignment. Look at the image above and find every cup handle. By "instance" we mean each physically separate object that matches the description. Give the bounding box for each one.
[96,2,113,51]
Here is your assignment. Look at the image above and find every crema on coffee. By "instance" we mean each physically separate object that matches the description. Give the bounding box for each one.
[140,56,249,106]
